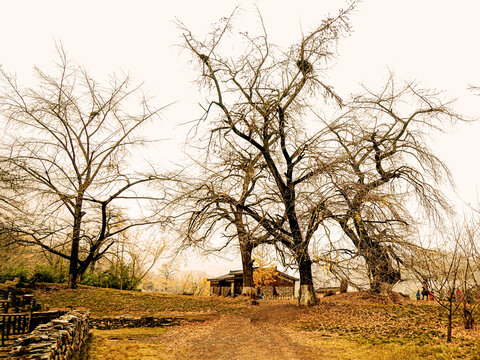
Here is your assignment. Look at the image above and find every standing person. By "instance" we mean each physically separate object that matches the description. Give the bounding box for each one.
[416,290,421,300]
[421,286,429,300]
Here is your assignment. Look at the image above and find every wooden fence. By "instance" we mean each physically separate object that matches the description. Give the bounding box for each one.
[1,312,31,346]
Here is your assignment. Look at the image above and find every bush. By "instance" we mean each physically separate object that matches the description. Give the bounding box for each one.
[29,265,68,284]
[81,263,139,290]
[30,266,55,283]
[0,267,29,283]
[80,271,106,288]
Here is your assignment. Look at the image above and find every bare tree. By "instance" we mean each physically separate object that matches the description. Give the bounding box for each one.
[178,271,210,296]
[111,228,165,290]
[0,48,168,288]
[318,77,459,293]
[180,3,355,305]
[177,146,269,297]
[459,217,480,329]
[407,225,477,342]
[159,261,178,292]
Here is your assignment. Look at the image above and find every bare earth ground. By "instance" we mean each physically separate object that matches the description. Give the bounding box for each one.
[84,298,480,360]
[88,302,323,360]
[161,303,319,360]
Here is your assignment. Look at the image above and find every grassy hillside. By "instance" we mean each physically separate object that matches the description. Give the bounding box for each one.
[32,285,480,359]
[32,284,249,317]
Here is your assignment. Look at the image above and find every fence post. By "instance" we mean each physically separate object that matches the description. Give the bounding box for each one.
[1,315,5,346]
[5,315,11,342]
[28,310,32,333]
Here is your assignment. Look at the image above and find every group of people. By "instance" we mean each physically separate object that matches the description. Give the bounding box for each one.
[416,287,477,302]
[416,286,434,301]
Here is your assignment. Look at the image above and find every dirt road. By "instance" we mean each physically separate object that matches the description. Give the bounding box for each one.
[89,302,323,360]
[162,302,319,360]
[87,295,477,360]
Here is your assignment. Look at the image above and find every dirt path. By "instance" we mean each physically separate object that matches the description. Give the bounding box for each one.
[157,302,320,360]
[87,296,477,360]
[88,302,323,359]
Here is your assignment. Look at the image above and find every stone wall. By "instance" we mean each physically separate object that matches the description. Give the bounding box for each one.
[9,310,89,359]
[89,315,178,330]
[276,286,294,298]
[260,285,294,299]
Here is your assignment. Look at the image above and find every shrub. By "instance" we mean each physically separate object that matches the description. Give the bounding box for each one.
[81,263,140,290]
[0,267,29,283]
[29,265,68,284]
[30,266,55,283]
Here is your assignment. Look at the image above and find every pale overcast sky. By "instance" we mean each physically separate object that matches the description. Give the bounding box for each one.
[1,1,479,275]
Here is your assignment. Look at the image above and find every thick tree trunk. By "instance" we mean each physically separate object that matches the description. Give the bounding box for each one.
[447,312,453,343]
[240,240,256,297]
[363,243,400,295]
[234,211,256,298]
[463,306,474,329]
[340,216,400,295]
[68,197,84,289]
[297,255,317,306]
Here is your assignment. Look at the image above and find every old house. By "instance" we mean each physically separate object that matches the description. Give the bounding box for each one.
[208,268,298,299]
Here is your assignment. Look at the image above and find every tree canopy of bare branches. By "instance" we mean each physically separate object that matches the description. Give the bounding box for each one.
[180,3,356,305]
[0,48,168,288]
[175,142,269,297]
[180,0,463,304]
[319,77,459,293]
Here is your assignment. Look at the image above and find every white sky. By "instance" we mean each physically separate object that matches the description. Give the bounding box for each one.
[1,0,479,276]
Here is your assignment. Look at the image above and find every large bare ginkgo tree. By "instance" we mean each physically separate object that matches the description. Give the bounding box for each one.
[319,77,459,293]
[0,48,168,288]
[180,4,356,305]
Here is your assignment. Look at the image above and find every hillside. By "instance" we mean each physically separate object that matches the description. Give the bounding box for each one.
[32,285,480,359]
[32,284,249,317]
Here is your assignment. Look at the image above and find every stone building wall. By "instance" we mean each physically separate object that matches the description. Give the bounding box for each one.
[9,310,89,359]
[259,285,294,299]
[276,286,294,298]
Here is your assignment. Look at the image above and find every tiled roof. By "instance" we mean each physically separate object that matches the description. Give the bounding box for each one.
[208,268,299,282]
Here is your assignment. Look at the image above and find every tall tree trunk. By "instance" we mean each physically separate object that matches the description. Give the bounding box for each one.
[447,312,453,343]
[235,212,256,297]
[463,306,474,329]
[297,254,317,306]
[240,240,255,297]
[339,215,400,295]
[68,197,84,289]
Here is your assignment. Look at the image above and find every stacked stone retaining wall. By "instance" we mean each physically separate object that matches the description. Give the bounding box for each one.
[9,310,89,359]
[89,315,178,330]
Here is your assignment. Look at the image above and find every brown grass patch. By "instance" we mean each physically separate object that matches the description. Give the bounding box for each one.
[33,284,251,317]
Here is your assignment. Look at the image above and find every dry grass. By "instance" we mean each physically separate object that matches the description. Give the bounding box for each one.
[33,284,249,317]
[81,328,171,360]
[297,337,480,360]
[293,294,480,359]
[35,286,480,359]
